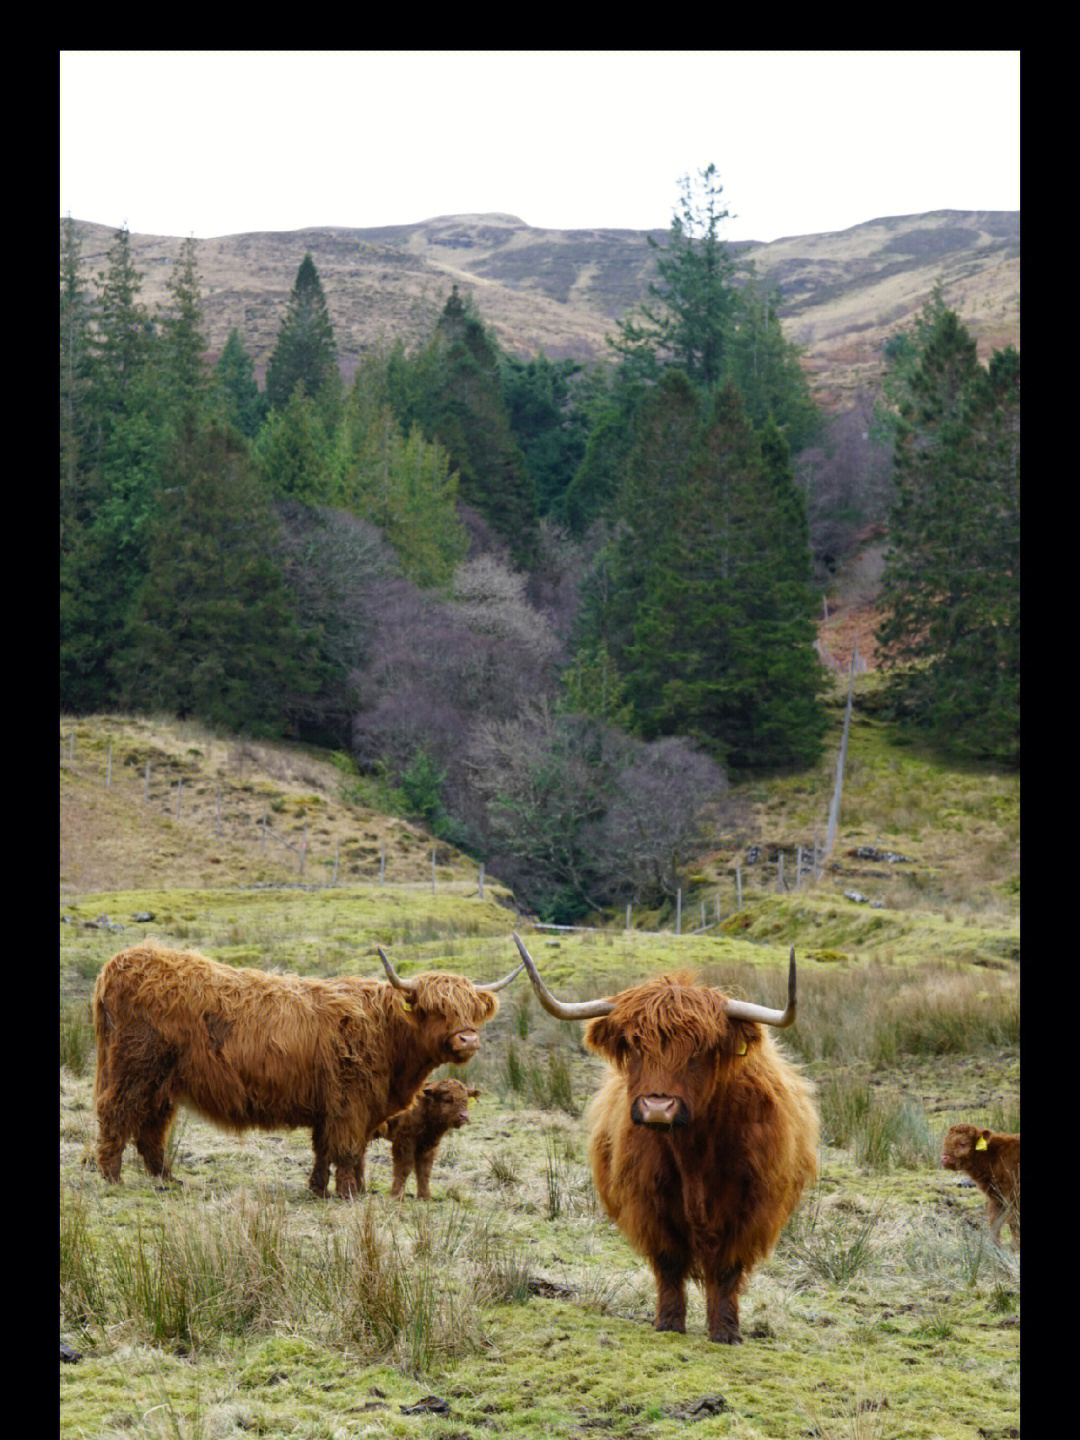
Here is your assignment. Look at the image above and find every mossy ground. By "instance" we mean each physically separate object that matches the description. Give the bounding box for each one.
[60,715,1019,1439]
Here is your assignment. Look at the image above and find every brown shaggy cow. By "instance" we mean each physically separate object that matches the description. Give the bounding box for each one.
[374,1078,479,1199]
[513,933,818,1344]
[92,941,519,1197]
[942,1123,1020,1250]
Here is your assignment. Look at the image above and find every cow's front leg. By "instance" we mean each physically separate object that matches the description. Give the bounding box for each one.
[704,1262,743,1344]
[652,1251,689,1333]
[335,1148,366,1199]
[309,1122,331,1198]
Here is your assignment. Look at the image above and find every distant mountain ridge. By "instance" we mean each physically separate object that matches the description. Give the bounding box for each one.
[64,209,1018,410]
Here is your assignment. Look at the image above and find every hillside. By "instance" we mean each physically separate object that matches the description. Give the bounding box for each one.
[60,710,1020,966]
[65,208,1018,408]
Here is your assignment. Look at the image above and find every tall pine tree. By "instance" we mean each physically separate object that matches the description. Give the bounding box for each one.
[600,373,827,769]
[265,253,340,416]
[876,291,1019,763]
[118,423,313,733]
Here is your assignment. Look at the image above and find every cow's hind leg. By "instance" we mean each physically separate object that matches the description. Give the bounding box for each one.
[704,1262,744,1344]
[135,1101,179,1184]
[95,1113,129,1183]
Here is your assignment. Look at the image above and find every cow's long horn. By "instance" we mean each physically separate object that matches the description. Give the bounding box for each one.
[378,947,523,994]
[721,948,798,1028]
[378,947,417,992]
[478,962,525,993]
[512,932,615,1020]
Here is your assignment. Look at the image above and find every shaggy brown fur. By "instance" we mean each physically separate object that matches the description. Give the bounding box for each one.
[584,970,819,1344]
[942,1122,1020,1250]
[374,1078,479,1199]
[92,942,500,1197]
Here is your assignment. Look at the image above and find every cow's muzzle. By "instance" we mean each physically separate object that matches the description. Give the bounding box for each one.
[449,1030,481,1060]
[631,1095,690,1129]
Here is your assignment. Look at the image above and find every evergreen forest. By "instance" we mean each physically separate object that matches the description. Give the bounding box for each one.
[59,170,1020,921]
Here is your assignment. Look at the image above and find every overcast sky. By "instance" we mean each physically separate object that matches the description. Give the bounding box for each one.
[59,51,1020,244]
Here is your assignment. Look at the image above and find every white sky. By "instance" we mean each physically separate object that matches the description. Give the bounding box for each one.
[59,51,1020,244]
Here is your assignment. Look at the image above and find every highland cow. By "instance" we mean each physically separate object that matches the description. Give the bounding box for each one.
[374,1077,479,1199]
[92,941,520,1197]
[942,1122,1020,1250]
[513,933,819,1344]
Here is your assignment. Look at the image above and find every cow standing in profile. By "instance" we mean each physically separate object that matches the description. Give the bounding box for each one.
[92,941,519,1197]
[512,933,819,1344]
[374,1077,479,1199]
[942,1122,1020,1250]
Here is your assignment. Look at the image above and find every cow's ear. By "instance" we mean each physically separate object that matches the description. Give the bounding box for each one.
[467,1087,480,1099]
[976,1131,991,1151]
[585,1014,629,1064]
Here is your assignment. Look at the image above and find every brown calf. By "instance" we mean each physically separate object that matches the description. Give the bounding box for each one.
[375,1078,479,1198]
[942,1122,1020,1250]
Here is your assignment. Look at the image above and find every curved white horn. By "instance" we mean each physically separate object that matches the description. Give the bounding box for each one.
[721,948,798,1028]
[378,947,523,994]
[512,932,615,1021]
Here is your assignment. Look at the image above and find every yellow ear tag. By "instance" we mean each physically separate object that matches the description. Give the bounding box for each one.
[736,1037,748,1056]
[975,1136,989,1151]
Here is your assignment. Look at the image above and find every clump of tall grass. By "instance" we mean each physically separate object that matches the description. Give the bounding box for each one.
[818,1070,934,1171]
[854,1091,936,1172]
[903,1208,1019,1290]
[780,1189,883,1286]
[774,963,1019,1069]
[869,971,1019,1066]
[818,1068,872,1148]
[60,1003,95,1076]
[59,1184,491,1372]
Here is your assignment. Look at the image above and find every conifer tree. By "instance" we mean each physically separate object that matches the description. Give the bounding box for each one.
[264,253,339,414]
[397,287,538,561]
[61,226,166,711]
[256,384,338,501]
[60,217,94,546]
[158,236,211,422]
[877,292,1019,763]
[612,164,739,389]
[214,328,268,439]
[119,423,313,733]
[600,373,827,768]
[342,402,466,588]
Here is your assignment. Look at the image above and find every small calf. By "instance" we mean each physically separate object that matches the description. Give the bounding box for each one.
[376,1079,479,1199]
[942,1123,1020,1250]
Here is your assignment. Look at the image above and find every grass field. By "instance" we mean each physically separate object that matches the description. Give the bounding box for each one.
[60,713,1019,1439]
